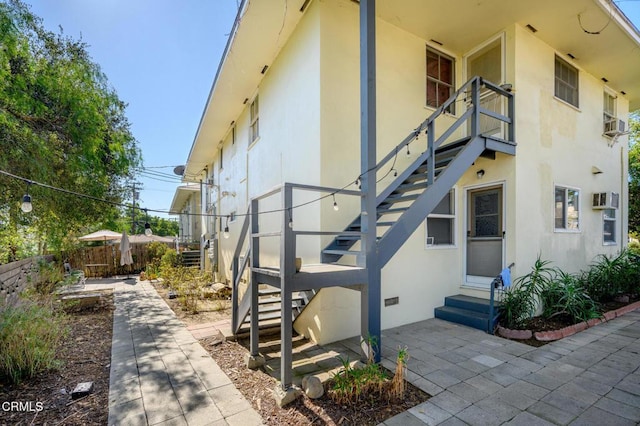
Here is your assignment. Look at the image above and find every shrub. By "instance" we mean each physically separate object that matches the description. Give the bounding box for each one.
[540,271,600,323]
[500,256,554,329]
[327,338,409,405]
[581,250,640,302]
[33,260,64,295]
[0,303,68,384]
[147,241,169,262]
[499,288,533,329]
[160,249,180,273]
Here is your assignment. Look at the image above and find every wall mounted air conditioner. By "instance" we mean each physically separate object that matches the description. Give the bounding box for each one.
[592,192,619,209]
[603,118,625,137]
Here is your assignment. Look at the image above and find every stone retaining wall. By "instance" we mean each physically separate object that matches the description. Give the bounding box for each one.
[0,255,54,307]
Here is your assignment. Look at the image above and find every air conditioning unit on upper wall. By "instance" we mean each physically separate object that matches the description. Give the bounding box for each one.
[603,118,625,137]
[592,192,619,209]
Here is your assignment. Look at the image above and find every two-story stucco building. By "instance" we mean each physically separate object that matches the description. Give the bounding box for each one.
[173,0,639,357]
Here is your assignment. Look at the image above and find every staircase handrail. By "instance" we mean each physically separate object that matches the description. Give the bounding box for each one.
[373,76,482,178]
[489,262,514,333]
[231,206,251,333]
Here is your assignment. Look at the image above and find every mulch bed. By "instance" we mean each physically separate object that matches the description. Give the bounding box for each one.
[0,294,114,426]
[201,337,430,426]
[498,296,640,347]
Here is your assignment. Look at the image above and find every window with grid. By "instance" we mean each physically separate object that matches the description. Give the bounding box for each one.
[250,95,259,142]
[555,56,579,107]
[426,189,455,247]
[603,209,616,244]
[426,48,455,112]
[604,92,616,122]
[555,186,580,231]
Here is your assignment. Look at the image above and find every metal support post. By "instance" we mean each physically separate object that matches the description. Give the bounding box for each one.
[359,0,381,364]
[250,199,260,356]
[280,184,295,389]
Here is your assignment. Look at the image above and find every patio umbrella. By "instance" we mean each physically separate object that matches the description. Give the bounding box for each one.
[78,229,122,242]
[119,230,134,279]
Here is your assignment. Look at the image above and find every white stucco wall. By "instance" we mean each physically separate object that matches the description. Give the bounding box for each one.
[294,2,629,345]
[512,24,629,276]
[198,0,630,345]
[214,1,323,282]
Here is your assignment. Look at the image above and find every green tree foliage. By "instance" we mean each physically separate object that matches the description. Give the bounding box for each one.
[148,215,179,237]
[628,112,640,233]
[0,0,141,260]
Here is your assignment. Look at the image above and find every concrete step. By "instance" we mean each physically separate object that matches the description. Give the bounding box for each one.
[434,305,490,332]
[444,294,498,315]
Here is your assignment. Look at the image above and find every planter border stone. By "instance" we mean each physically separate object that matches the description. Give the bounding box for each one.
[497,300,640,342]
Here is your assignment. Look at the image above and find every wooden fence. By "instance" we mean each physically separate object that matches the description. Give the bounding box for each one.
[67,242,172,278]
[0,255,55,307]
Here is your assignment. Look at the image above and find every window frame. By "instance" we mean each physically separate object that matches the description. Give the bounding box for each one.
[426,188,456,249]
[250,95,259,143]
[554,185,580,232]
[426,47,455,113]
[603,208,616,245]
[603,91,616,123]
[554,56,579,108]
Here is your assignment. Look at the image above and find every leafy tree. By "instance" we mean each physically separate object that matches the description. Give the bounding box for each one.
[0,0,141,260]
[628,112,640,234]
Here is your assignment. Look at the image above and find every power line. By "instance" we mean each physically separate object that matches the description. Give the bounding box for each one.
[0,127,422,219]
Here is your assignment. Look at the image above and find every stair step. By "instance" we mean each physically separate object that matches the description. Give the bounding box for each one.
[258,296,304,305]
[444,294,497,315]
[434,305,490,332]
[323,249,360,256]
[393,182,428,194]
[376,221,395,227]
[256,303,302,314]
[245,312,281,322]
[377,207,408,215]
[381,194,420,205]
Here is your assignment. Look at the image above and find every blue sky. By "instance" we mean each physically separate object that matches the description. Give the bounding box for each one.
[27,0,239,218]
[23,1,640,218]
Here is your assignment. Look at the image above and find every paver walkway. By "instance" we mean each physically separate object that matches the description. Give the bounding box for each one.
[96,276,640,426]
[105,278,262,426]
[367,310,640,425]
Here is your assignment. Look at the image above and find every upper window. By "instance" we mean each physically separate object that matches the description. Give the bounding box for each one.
[555,186,580,231]
[426,189,455,247]
[604,92,616,122]
[250,95,259,143]
[426,47,455,112]
[603,209,616,245]
[554,56,579,107]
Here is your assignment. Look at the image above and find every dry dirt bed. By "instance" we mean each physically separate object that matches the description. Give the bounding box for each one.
[151,281,231,324]
[0,295,113,426]
[201,337,430,426]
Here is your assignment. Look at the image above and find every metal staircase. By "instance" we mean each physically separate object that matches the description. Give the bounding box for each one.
[229,76,515,387]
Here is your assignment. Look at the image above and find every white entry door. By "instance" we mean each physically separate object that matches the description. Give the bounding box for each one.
[466,185,504,288]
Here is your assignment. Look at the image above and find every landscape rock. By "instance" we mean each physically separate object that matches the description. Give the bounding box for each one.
[301,375,324,399]
[71,381,94,400]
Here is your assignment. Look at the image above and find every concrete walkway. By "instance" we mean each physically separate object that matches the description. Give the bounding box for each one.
[366,310,640,425]
[104,278,262,426]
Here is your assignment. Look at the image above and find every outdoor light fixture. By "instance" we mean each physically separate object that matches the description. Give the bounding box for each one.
[223,216,230,239]
[288,209,293,229]
[476,169,485,179]
[333,194,339,211]
[144,209,153,236]
[406,144,411,156]
[21,182,32,213]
